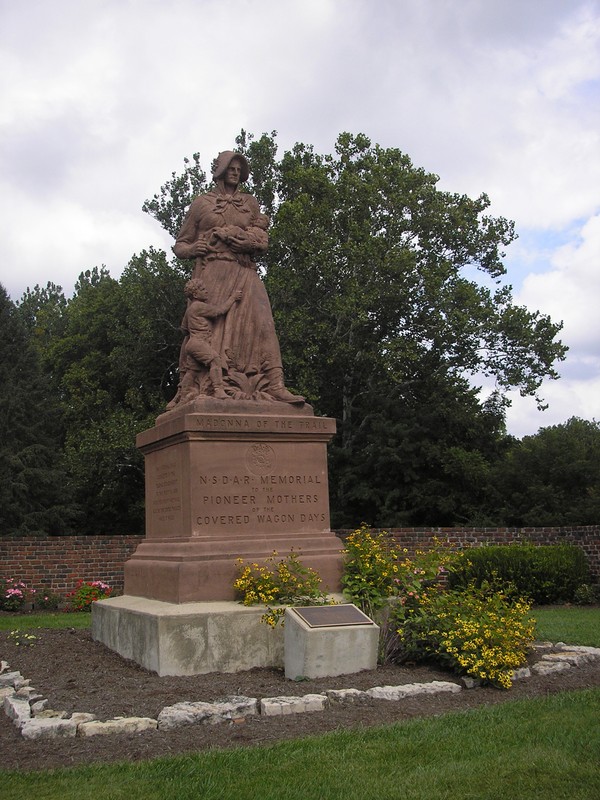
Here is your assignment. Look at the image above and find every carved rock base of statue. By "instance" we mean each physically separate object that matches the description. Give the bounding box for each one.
[123,401,344,603]
[92,401,345,674]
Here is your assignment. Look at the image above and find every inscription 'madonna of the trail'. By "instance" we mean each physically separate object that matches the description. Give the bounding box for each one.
[193,415,332,432]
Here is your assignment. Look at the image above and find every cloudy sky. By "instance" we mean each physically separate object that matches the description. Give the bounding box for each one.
[1,0,599,437]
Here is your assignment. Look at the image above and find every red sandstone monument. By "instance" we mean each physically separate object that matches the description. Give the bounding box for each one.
[93,151,344,674]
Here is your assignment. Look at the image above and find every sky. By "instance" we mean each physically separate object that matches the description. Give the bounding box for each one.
[1,0,599,438]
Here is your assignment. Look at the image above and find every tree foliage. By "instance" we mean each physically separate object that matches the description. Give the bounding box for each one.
[238,132,565,525]
[11,255,188,535]
[40,259,188,535]
[0,285,75,534]
[491,417,600,526]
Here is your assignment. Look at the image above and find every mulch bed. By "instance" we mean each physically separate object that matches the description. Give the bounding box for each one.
[1,626,599,772]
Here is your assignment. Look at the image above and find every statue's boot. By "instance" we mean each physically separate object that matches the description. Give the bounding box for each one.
[265,368,305,404]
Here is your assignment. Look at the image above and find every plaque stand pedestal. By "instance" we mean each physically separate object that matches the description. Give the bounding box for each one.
[93,400,345,675]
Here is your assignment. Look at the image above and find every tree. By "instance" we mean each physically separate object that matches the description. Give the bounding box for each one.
[492,418,600,526]
[34,259,189,535]
[259,133,565,413]
[16,281,68,364]
[143,131,567,526]
[142,153,207,238]
[0,285,76,534]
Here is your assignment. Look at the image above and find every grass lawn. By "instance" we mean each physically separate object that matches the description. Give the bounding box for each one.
[533,605,600,647]
[1,688,598,800]
[0,612,91,631]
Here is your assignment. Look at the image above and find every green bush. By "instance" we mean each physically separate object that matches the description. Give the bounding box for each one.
[447,543,589,603]
[234,551,331,627]
[341,525,400,616]
[573,582,600,605]
[34,590,63,611]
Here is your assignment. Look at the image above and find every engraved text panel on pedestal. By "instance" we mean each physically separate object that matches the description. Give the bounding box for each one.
[190,441,330,534]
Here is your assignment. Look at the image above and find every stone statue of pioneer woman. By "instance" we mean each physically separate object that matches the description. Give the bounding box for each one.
[168,150,303,408]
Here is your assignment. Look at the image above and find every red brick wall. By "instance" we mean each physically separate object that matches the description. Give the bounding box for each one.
[1,526,598,599]
[0,536,143,597]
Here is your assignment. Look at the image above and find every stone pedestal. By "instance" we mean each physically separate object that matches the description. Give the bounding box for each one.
[124,400,344,603]
[92,596,285,676]
[93,399,345,676]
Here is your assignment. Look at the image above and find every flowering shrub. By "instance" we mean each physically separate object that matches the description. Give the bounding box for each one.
[342,525,460,614]
[234,551,331,627]
[380,541,462,662]
[8,630,38,647]
[393,582,535,689]
[67,580,112,611]
[340,527,533,685]
[0,578,33,612]
[393,540,460,600]
[573,582,600,605]
[35,591,63,611]
[341,525,399,616]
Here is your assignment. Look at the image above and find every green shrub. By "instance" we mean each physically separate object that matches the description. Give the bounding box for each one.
[573,582,600,605]
[392,582,536,688]
[34,590,63,611]
[341,525,400,616]
[447,543,589,603]
[342,526,465,662]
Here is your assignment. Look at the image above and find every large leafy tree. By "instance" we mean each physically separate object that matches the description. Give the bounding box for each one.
[144,131,565,525]
[248,133,566,524]
[12,244,189,535]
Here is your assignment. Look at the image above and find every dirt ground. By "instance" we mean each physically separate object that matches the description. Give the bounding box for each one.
[1,626,599,772]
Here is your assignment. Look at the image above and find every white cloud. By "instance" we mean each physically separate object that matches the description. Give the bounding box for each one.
[502,212,600,434]
[505,372,600,438]
[517,214,600,356]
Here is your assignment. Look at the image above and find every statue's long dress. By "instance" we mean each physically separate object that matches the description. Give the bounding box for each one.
[174,189,283,387]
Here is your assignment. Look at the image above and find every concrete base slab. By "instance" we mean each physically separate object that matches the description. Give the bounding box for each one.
[284,605,379,680]
[92,595,284,676]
